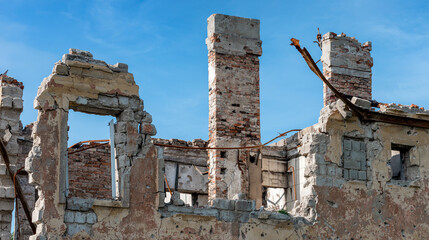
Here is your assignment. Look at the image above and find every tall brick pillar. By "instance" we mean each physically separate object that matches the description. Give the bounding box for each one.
[206,14,262,204]
[0,74,24,239]
[321,32,373,106]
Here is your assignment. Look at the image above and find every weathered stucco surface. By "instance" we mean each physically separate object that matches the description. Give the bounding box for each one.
[0,13,426,240]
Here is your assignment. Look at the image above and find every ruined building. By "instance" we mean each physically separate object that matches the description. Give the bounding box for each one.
[1,13,428,239]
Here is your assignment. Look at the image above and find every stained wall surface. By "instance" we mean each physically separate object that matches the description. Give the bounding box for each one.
[3,13,428,240]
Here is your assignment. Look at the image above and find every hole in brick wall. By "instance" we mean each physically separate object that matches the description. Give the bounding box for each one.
[220,151,227,158]
[67,111,115,200]
[164,192,193,206]
[249,155,256,163]
[231,103,240,107]
[389,143,417,181]
[220,168,226,175]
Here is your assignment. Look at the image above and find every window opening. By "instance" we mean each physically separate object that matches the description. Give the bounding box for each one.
[389,144,417,181]
[67,111,115,200]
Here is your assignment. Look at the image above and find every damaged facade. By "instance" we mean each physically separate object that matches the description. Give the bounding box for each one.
[0,13,428,239]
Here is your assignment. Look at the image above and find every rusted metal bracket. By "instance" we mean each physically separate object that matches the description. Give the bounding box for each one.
[290,38,429,129]
[0,139,36,234]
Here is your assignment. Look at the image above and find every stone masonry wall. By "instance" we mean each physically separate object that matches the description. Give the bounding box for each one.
[68,144,112,200]
[206,14,263,203]
[321,32,373,106]
[25,49,157,239]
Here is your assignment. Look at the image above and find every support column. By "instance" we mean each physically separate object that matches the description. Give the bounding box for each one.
[206,14,262,205]
[321,32,373,106]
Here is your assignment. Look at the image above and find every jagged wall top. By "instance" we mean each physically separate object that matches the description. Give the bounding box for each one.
[34,48,138,111]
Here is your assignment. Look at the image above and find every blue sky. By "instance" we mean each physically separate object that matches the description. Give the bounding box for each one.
[1,0,428,146]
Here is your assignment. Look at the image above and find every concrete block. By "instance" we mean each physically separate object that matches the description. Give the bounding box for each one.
[129,98,141,111]
[327,165,336,176]
[54,63,69,75]
[0,85,22,98]
[98,95,118,107]
[4,187,14,199]
[74,212,86,224]
[12,98,23,109]
[344,159,360,170]
[192,207,218,217]
[343,150,351,159]
[1,213,11,223]
[219,210,236,222]
[237,212,250,223]
[349,170,358,180]
[69,48,93,58]
[316,176,332,186]
[0,97,12,108]
[360,161,367,171]
[86,212,97,224]
[351,140,362,151]
[235,200,255,212]
[336,168,343,177]
[66,198,94,211]
[360,142,366,151]
[351,97,371,110]
[64,211,74,223]
[166,205,193,214]
[118,96,129,107]
[66,223,91,236]
[358,171,366,180]
[351,151,365,162]
[333,178,346,188]
[118,109,134,121]
[206,14,262,56]
[0,200,13,211]
[212,199,235,210]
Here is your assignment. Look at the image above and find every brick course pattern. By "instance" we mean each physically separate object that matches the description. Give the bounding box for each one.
[321,32,373,106]
[68,144,112,199]
[206,14,262,201]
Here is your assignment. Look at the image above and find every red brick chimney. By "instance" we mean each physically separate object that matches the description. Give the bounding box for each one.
[206,14,262,204]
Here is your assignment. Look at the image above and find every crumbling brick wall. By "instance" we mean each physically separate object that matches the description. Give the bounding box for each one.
[68,143,112,200]
[13,13,429,240]
[321,32,373,106]
[206,14,263,204]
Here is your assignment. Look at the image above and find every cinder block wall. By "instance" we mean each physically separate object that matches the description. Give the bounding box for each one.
[0,74,25,239]
[321,32,373,106]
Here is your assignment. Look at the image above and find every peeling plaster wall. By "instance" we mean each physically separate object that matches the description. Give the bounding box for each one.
[16,14,429,240]
[291,101,429,239]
